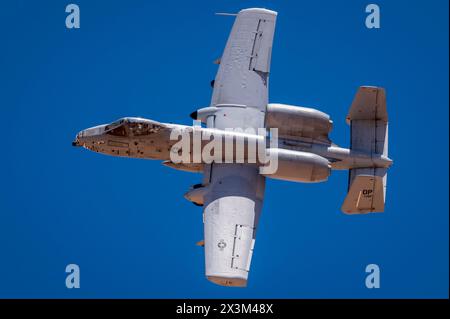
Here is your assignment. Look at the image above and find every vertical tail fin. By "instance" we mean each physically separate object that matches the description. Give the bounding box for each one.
[342,168,387,214]
[342,86,389,214]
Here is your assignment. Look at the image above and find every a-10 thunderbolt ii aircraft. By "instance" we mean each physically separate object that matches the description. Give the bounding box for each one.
[73,8,393,287]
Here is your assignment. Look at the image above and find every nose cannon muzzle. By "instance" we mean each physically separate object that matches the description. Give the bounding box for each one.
[72,132,83,147]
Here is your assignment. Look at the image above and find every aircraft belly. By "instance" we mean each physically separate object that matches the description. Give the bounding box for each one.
[213,106,265,131]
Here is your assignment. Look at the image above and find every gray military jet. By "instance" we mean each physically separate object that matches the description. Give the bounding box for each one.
[73,8,393,287]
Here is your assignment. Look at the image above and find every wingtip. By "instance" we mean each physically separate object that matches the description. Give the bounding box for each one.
[239,8,278,16]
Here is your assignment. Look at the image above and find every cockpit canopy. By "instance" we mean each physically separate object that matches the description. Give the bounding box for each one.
[105,117,164,137]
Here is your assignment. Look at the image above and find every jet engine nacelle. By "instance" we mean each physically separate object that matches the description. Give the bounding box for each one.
[262,148,330,183]
[265,103,333,142]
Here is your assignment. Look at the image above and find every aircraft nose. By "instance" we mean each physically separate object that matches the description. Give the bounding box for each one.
[72,132,83,147]
[72,125,106,147]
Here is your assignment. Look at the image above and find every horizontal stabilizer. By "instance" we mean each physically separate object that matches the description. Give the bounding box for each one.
[343,86,390,214]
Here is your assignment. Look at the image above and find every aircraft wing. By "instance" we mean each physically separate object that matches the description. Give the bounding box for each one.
[203,163,265,287]
[211,8,277,112]
[202,8,277,287]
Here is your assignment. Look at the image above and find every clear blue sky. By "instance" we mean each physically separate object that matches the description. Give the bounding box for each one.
[0,0,448,298]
